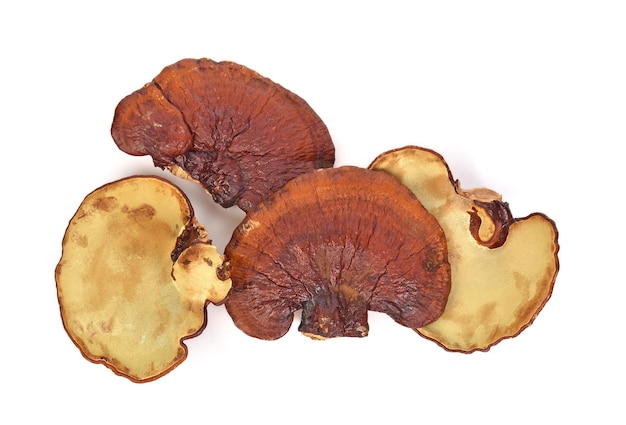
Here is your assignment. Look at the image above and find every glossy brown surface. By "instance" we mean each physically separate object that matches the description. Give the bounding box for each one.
[111,58,335,211]
[369,146,560,352]
[224,166,451,340]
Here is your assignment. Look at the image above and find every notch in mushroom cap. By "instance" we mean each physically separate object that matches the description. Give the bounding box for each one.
[369,146,560,353]
[111,58,335,212]
[55,176,232,382]
[224,166,451,340]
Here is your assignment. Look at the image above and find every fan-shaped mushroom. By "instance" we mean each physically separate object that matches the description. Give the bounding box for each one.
[224,166,451,340]
[111,58,335,211]
[369,146,559,352]
[55,176,231,382]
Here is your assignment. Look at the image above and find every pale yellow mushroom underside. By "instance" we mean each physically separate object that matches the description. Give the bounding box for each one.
[56,176,231,381]
[370,148,558,352]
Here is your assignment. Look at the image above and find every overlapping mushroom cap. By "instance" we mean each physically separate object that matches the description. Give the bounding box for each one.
[224,166,451,340]
[55,176,232,382]
[111,58,335,211]
[369,146,559,352]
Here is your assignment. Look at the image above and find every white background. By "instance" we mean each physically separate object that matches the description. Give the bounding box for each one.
[2,1,624,423]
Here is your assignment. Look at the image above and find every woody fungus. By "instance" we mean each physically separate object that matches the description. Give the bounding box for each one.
[224,166,452,340]
[55,176,232,382]
[369,146,559,353]
[111,58,335,211]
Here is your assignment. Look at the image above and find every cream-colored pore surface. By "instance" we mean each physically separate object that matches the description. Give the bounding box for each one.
[371,149,558,352]
[56,177,230,380]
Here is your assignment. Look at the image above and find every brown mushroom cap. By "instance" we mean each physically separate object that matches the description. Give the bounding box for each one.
[111,58,335,211]
[224,166,451,340]
[55,176,231,382]
[369,146,559,353]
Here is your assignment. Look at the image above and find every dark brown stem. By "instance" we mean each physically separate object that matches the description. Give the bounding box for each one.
[298,284,369,338]
[467,200,514,249]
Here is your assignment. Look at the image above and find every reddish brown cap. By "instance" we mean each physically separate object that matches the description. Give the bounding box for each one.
[111,58,335,211]
[224,166,451,340]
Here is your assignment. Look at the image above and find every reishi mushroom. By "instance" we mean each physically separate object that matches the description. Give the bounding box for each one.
[55,176,232,382]
[111,58,335,212]
[369,146,559,352]
[56,53,565,382]
[224,166,451,340]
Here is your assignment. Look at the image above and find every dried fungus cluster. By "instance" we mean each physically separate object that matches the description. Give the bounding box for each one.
[56,58,560,382]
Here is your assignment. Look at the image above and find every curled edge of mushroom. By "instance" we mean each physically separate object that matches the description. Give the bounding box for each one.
[55,176,232,382]
[224,166,451,340]
[369,146,560,353]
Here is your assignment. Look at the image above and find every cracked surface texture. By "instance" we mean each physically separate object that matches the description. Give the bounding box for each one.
[111,58,335,211]
[224,166,451,340]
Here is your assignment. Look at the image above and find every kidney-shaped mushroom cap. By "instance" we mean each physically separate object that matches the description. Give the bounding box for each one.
[224,166,451,340]
[111,58,335,212]
[369,146,560,353]
[55,176,232,382]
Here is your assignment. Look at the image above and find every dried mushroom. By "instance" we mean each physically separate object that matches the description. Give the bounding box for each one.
[369,146,559,352]
[55,176,231,382]
[111,58,335,212]
[224,166,451,340]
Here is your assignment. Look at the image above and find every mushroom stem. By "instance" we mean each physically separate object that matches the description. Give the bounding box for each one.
[299,284,369,339]
[467,200,514,249]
